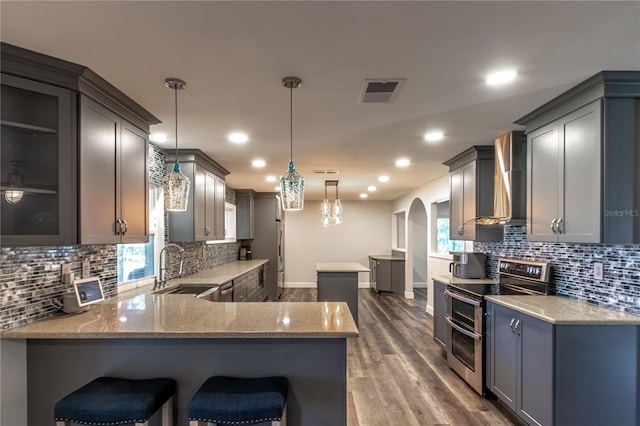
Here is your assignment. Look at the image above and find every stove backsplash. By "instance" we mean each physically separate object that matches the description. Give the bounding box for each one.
[474,225,640,315]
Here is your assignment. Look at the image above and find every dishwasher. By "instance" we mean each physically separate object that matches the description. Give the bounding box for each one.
[218,281,233,302]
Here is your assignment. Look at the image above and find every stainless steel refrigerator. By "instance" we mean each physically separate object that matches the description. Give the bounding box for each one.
[253,192,284,300]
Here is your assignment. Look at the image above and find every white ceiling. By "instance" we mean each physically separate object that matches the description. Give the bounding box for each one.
[2,1,639,200]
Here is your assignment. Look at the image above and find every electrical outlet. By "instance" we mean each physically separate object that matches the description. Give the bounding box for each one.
[82,260,91,278]
[593,262,604,280]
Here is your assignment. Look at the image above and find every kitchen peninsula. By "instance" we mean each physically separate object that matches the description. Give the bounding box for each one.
[1,293,358,426]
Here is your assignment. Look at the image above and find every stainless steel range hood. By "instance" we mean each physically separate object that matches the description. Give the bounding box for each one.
[470,131,526,225]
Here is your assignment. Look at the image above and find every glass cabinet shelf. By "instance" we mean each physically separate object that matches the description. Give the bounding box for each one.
[1,120,58,134]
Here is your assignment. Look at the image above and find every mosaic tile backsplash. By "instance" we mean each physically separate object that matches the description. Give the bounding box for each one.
[474,226,640,315]
[1,144,239,329]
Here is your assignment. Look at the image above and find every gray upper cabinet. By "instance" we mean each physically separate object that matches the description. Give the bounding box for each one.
[236,189,255,240]
[1,42,159,246]
[1,73,77,246]
[79,96,149,244]
[516,71,640,244]
[527,102,601,243]
[444,146,503,241]
[167,149,229,242]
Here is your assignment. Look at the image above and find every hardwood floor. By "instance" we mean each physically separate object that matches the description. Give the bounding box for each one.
[279,288,524,426]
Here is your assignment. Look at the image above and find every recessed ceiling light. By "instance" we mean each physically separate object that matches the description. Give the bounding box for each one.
[228,132,249,144]
[486,69,518,86]
[367,185,377,192]
[149,132,168,142]
[252,159,266,168]
[266,176,277,182]
[424,131,444,142]
[360,193,368,198]
[378,175,390,183]
[396,158,410,167]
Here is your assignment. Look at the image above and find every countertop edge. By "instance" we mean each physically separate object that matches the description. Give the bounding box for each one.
[485,295,640,325]
[1,331,359,339]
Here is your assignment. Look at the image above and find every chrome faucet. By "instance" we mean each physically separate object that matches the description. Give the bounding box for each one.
[154,243,185,290]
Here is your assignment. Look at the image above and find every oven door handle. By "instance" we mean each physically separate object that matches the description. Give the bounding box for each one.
[446,316,482,341]
[445,289,481,307]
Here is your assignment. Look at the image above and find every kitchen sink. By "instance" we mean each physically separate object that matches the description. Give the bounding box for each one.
[153,283,220,301]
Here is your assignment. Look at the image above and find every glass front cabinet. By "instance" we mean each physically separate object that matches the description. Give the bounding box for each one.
[1,73,77,245]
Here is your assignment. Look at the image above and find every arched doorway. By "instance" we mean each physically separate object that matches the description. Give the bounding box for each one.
[405,198,428,301]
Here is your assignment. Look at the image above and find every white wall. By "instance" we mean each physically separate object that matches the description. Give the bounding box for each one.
[285,200,392,286]
[392,173,463,312]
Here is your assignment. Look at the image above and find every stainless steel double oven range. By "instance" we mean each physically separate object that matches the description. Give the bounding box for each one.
[445,258,551,395]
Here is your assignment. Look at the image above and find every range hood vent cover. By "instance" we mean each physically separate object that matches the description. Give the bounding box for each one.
[471,131,527,226]
[359,79,405,103]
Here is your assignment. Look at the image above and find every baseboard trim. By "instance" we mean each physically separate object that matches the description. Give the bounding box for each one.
[404,291,414,299]
[284,282,371,289]
[426,304,434,315]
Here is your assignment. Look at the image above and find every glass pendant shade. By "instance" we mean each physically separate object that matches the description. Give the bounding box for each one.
[163,162,190,211]
[162,78,191,212]
[280,160,304,211]
[332,199,343,225]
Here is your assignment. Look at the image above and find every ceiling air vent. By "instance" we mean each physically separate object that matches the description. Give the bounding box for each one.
[359,79,405,104]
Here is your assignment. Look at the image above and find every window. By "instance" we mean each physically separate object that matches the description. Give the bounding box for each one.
[434,200,464,255]
[117,184,164,290]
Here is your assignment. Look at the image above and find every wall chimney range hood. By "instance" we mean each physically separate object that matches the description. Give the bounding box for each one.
[470,131,526,225]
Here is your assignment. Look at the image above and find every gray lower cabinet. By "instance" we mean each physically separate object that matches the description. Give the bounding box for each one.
[486,301,639,426]
[368,256,405,295]
[233,267,265,302]
[167,150,228,242]
[432,279,448,351]
[80,96,149,244]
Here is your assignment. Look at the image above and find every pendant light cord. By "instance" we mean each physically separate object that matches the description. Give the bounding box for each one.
[174,86,179,163]
[289,86,293,162]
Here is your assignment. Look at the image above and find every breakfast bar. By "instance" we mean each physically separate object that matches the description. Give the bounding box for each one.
[1,294,358,426]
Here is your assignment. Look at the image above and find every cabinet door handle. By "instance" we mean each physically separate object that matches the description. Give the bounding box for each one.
[556,217,563,234]
[121,219,128,235]
[514,319,521,335]
[114,219,122,235]
[550,218,557,233]
[204,226,210,236]
[509,318,516,333]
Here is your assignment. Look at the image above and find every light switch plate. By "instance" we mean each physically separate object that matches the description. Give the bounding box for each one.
[593,262,603,280]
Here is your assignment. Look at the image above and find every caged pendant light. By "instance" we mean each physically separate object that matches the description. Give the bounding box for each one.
[163,78,191,211]
[279,76,305,211]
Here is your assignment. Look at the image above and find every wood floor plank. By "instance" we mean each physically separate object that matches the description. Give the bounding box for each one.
[278,287,524,426]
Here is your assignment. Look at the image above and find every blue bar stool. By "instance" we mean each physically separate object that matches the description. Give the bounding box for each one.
[54,376,176,426]
[188,376,288,426]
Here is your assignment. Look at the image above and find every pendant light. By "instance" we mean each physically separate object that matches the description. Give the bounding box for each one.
[162,78,191,211]
[321,180,343,227]
[279,76,305,211]
[4,161,24,204]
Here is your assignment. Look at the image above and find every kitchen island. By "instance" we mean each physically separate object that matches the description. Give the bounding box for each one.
[0,293,358,426]
[316,262,370,326]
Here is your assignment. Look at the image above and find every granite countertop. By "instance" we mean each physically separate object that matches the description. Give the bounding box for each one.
[434,273,498,285]
[485,295,640,325]
[369,255,405,261]
[316,262,370,272]
[166,259,269,286]
[1,293,358,339]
